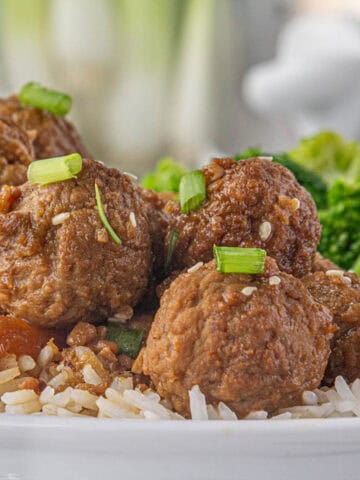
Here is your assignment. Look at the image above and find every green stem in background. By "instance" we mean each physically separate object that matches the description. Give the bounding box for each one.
[112,0,180,72]
[27,153,82,186]
[20,82,72,116]
[213,246,267,274]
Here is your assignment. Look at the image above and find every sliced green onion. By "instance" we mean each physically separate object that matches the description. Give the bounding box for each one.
[213,246,267,274]
[27,153,82,186]
[179,170,206,214]
[165,228,178,271]
[19,82,72,116]
[95,183,122,245]
[106,324,145,359]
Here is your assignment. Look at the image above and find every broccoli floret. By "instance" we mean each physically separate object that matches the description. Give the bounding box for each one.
[289,131,360,185]
[234,147,262,160]
[273,153,328,210]
[141,157,188,193]
[234,150,328,210]
[318,178,360,271]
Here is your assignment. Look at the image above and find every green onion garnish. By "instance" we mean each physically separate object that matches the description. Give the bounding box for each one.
[19,82,72,116]
[27,153,82,186]
[165,228,178,271]
[95,183,122,245]
[179,170,206,214]
[213,246,267,274]
[106,324,145,359]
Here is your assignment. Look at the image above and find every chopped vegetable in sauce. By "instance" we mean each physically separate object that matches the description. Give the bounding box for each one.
[106,324,144,359]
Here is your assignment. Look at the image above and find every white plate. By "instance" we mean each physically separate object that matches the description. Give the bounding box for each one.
[0,416,359,480]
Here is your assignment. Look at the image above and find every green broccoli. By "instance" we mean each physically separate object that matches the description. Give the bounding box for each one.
[318,178,360,273]
[234,149,328,210]
[289,131,360,186]
[141,157,188,193]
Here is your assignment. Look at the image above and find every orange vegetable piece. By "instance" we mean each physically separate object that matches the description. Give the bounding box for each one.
[0,316,65,359]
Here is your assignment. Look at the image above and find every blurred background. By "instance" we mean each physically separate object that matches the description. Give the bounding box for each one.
[0,0,359,173]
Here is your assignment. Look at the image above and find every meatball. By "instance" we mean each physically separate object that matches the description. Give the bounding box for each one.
[142,257,333,418]
[302,270,360,384]
[137,187,169,276]
[0,95,91,185]
[0,117,34,186]
[302,270,360,339]
[164,157,321,277]
[0,159,152,327]
[311,252,341,274]
[325,327,360,384]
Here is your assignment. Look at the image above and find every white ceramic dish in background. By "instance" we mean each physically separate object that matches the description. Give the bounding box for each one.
[0,417,360,480]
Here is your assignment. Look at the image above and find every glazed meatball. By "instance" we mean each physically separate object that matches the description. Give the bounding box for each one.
[0,118,34,186]
[302,270,360,339]
[164,157,321,277]
[137,187,170,276]
[0,159,152,327]
[142,257,333,418]
[302,270,360,384]
[0,95,91,185]
[311,252,341,274]
[325,327,360,384]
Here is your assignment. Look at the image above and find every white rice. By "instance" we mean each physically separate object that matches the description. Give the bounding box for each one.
[245,410,268,420]
[2,389,38,405]
[82,365,103,386]
[189,385,208,420]
[37,345,54,368]
[2,346,360,421]
[48,370,68,388]
[18,355,36,373]
[0,367,20,385]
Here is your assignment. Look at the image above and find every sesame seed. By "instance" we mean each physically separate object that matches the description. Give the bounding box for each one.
[342,276,352,285]
[269,275,281,286]
[123,172,138,181]
[187,262,204,273]
[51,212,70,226]
[129,212,137,227]
[258,156,273,161]
[326,269,344,277]
[241,286,257,296]
[259,221,272,241]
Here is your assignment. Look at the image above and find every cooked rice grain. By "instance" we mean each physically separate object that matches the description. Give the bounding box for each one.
[2,346,360,421]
